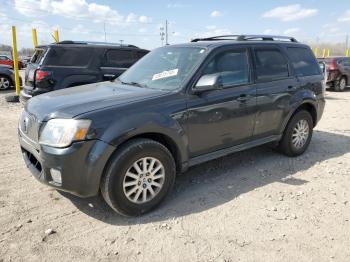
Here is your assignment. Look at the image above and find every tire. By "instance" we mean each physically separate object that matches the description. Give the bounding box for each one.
[334,77,347,92]
[278,110,313,157]
[100,138,176,216]
[0,76,12,90]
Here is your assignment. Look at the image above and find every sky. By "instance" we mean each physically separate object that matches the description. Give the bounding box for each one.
[1,0,350,49]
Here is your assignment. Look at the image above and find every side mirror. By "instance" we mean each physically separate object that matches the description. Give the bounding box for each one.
[193,73,223,94]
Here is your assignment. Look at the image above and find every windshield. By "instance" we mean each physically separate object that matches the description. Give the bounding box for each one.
[118,46,207,91]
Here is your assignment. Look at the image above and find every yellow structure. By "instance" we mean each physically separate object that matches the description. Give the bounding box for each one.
[32,28,38,48]
[11,26,21,96]
[346,49,349,57]
[54,30,59,43]
[314,47,318,58]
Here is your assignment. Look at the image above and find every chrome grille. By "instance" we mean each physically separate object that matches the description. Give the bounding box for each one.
[19,110,39,142]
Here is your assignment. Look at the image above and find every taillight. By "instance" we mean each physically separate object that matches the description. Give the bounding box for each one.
[36,70,49,81]
[328,58,337,71]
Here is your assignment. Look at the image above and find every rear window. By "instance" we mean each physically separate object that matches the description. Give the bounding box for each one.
[103,49,135,68]
[30,48,47,64]
[287,47,321,77]
[44,47,93,67]
[254,49,289,81]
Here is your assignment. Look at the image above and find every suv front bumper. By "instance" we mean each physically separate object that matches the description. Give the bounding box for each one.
[19,130,115,197]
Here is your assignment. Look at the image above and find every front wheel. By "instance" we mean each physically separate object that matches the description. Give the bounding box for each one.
[278,110,313,157]
[0,76,12,90]
[101,138,176,216]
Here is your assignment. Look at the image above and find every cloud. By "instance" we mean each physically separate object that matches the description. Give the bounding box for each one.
[283,27,300,35]
[263,29,279,35]
[338,10,350,22]
[195,28,233,38]
[70,24,90,34]
[139,15,151,23]
[262,4,318,22]
[14,0,150,25]
[167,3,188,8]
[210,10,222,18]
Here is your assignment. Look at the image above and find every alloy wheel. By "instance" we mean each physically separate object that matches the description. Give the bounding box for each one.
[291,119,309,149]
[123,157,165,204]
[0,77,10,90]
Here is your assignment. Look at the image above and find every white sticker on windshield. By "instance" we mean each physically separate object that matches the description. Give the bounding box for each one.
[152,69,178,81]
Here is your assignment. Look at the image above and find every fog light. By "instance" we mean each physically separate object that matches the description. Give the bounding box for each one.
[50,168,62,184]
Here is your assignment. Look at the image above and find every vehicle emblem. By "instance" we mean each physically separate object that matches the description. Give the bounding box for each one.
[23,116,29,133]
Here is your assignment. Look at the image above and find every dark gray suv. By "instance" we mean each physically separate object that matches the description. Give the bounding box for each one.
[18,35,325,216]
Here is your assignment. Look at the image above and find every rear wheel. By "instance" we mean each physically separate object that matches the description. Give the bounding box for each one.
[101,138,176,216]
[278,110,313,157]
[0,76,12,90]
[334,77,347,92]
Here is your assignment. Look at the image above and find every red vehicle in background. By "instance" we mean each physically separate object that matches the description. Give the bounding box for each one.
[318,57,350,92]
[0,55,24,69]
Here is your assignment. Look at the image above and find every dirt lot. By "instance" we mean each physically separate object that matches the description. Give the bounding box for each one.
[0,89,350,262]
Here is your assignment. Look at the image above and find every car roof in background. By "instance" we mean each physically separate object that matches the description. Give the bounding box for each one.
[36,41,148,51]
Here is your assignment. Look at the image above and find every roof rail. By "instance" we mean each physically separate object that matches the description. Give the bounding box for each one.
[191,34,298,43]
[56,40,139,48]
[191,35,240,42]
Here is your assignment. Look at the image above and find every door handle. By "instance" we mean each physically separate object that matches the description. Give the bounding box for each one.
[236,94,251,102]
[287,86,297,91]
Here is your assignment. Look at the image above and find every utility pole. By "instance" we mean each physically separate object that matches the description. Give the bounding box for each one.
[120,40,124,46]
[165,19,169,45]
[346,35,349,49]
[160,26,165,46]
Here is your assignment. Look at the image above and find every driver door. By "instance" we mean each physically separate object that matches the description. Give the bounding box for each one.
[186,47,257,157]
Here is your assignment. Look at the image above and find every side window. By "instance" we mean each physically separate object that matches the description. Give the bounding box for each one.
[44,47,92,67]
[104,49,134,68]
[287,47,321,77]
[254,49,289,81]
[201,49,250,87]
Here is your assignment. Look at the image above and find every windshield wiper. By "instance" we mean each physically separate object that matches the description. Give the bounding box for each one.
[120,80,147,88]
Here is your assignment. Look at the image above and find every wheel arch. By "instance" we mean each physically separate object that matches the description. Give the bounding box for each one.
[281,101,318,134]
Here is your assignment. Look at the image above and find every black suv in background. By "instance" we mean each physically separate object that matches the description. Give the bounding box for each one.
[19,35,325,216]
[318,57,350,91]
[20,41,149,102]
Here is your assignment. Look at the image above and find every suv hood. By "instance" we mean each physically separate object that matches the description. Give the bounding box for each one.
[26,81,170,121]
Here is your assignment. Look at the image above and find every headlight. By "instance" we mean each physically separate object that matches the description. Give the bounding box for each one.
[39,119,91,148]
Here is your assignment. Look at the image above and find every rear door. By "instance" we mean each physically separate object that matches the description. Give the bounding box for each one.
[252,45,300,138]
[100,48,135,80]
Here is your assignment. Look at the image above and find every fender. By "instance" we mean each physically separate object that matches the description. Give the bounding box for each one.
[279,88,318,134]
[97,111,189,171]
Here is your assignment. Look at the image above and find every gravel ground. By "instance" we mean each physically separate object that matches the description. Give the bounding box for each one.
[0,88,350,262]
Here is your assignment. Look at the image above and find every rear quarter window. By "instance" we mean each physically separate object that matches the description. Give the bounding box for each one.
[44,47,93,67]
[30,48,47,64]
[287,47,321,77]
